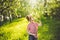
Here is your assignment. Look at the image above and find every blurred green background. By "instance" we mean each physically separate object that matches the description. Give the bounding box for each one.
[0,0,60,40]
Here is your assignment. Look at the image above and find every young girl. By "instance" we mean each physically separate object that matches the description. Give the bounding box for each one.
[26,15,42,40]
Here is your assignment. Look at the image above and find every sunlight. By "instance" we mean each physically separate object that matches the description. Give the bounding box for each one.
[29,0,37,8]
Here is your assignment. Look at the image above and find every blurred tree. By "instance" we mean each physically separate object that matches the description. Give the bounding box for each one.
[0,0,21,22]
[17,0,29,17]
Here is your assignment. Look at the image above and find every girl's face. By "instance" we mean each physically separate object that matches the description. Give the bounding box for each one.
[31,18,34,21]
[30,17,34,22]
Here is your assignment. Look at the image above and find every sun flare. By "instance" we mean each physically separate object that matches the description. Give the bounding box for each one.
[29,0,37,8]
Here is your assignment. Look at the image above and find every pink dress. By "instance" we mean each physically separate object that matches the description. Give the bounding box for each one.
[27,21,38,38]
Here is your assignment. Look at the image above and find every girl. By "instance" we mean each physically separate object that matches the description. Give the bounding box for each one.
[26,15,42,40]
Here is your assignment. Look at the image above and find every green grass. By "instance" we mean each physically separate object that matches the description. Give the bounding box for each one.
[0,18,28,40]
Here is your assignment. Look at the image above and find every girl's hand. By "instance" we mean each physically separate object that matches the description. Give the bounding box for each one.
[38,21,42,26]
[32,34,37,38]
